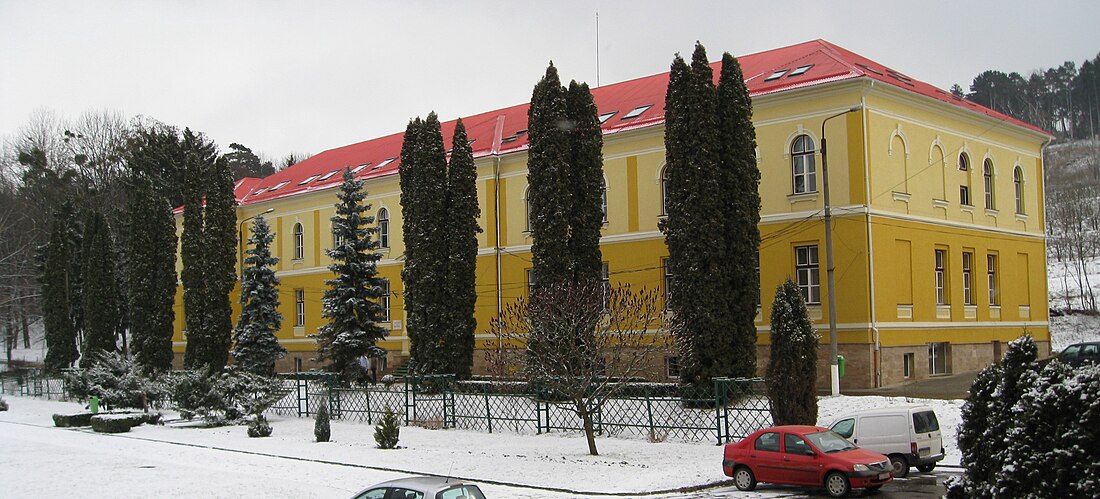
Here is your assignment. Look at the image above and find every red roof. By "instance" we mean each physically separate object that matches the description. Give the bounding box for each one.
[239,39,1050,206]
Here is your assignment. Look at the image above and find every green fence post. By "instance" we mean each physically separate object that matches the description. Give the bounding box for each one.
[646,396,655,438]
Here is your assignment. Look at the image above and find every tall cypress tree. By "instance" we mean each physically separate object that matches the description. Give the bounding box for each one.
[716,52,760,378]
[662,43,729,390]
[41,209,80,372]
[401,114,451,375]
[127,172,178,374]
[444,119,482,378]
[232,215,286,376]
[565,81,604,285]
[203,155,238,372]
[80,209,119,363]
[317,168,387,384]
[180,128,215,369]
[527,63,573,291]
[766,278,818,426]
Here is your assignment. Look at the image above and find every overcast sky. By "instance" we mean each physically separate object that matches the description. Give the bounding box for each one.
[2,1,1098,164]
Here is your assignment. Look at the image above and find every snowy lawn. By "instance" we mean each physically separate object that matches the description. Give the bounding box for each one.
[0,394,962,498]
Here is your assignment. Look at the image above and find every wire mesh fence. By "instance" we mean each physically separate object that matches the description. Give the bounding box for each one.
[272,374,773,445]
[0,369,69,399]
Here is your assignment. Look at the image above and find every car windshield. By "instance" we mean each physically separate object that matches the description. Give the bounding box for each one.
[805,430,857,453]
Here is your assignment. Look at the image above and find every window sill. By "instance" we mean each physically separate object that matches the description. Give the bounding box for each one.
[892,191,911,203]
[293,326,306,337]
[984,208,999,217]
[787,191,819,204]
[1015,212,1029,222]
[932,199,949,210]
[960,204,975,214]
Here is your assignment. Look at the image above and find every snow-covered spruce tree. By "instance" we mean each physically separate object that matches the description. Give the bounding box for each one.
[948,334,1039,498]
[80,209,120,365]
[716,52,760,379]
[181,128,217,369]
[41,206,80,372]
[995,363,1100,497]
[314,399,331,442]
[232,215,286,376]
[526,63,573,291]
[202,155,238,373]
[766,279,818,426]
[316,168,387,384]
[374,405,400,449]
[126,171,178,374]
[400,114,450,375]
[565,81,604,286]
[443,119,482,378]
[662,44,730,391]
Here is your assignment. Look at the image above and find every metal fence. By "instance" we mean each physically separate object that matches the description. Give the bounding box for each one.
[271,374,773,444]
[0,369,69,399]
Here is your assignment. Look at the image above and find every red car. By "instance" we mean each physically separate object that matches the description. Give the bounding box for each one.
[722,425,893,497]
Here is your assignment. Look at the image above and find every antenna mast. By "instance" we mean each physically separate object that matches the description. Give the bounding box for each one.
[595,12,600,87]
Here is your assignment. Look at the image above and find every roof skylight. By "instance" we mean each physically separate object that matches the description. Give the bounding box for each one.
[350,163,371,174]
[856,63,884,76]
[317,170,339,181]
[253,187,268,195]
[621,104,652,120]
[788,64,814,77]
[765,69,788,81]
[299,175,319,185]
[268,181,290,192]
[598,111,617,123]
[372,158,396,170]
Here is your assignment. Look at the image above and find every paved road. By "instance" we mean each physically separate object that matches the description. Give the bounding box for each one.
[670,469,957,498]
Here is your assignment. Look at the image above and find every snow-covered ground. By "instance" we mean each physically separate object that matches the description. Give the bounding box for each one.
[0,394,962,498]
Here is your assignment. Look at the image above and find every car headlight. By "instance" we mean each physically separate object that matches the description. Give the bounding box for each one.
[853,464,870,471]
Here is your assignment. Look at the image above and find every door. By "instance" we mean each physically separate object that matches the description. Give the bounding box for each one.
[750,431,783,483]
[911,410,942,458]
[782,433,821,485]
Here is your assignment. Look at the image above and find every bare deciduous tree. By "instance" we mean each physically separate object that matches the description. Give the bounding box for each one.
[486,281,672,456]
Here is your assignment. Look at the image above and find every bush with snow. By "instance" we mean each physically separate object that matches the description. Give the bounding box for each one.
[374,405,400,449]
[169,367,284,425]
[247,414,273,438]
[63,352,168,411]
[0,395,8,411]
[314,400,331,442]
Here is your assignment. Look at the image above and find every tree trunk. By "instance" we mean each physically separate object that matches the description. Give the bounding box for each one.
[576,399,599,456]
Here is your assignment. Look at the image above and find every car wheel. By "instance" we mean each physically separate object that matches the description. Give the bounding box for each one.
[916,463,935,473]
[825,471,851,498]
[733,466,757,491]
[889,454,910,478]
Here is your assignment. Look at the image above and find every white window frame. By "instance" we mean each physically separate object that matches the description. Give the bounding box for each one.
[1013,167,1025,214]
[378,208,390,248]
[987,254,999,306]
[795,245,821,304]
[935,249,948,305]
[601,262,610,309]
[928,342,950,375]
[379,279,390,322]
[293,222,304,260]
[983,160,995,209]
[295,289,305,326]
[791,135,816,194]
[663,258,673,309]
[962,251,973,305]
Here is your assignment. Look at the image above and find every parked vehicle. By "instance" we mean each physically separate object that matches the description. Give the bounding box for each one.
[1056,341,1100,367]
[350,476,487,499]
[825,405,944,477]
[722,425,892,498]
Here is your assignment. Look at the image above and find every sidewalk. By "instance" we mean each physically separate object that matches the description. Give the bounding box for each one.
[842,370,979,400]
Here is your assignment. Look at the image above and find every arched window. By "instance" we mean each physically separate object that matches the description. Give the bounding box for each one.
[660,165,670,216]
[293,222,304,260]
[983,159,995,209]
[958,153,972,205]
[378,208,390,248]
[791,135,816,194]
[1013,167,1025,214]
[600,178,608,223]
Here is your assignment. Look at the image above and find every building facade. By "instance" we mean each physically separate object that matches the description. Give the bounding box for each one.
[173,40,1052,389]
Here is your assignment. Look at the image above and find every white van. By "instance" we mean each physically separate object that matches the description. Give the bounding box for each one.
[824,406,944,478]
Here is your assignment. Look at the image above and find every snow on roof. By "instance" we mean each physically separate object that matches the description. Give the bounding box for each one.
[238,39,1050,206]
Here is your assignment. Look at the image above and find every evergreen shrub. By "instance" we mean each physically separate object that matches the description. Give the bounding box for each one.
[248,414,273,438]
[0,396,8,411]
[314,400,331,442]
[90,414,143,433]
[374,406,400,449]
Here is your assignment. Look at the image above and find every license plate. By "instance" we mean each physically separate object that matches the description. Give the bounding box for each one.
[878,472,890,480]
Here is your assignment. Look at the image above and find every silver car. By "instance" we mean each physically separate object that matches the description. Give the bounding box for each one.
[351,476,487,499]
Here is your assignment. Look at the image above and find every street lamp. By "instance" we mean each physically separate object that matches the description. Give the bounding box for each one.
[239,208,275,278]
[820,105,862,396]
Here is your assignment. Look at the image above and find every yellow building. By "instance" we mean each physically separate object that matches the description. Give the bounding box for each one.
[173,40,1052,389]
